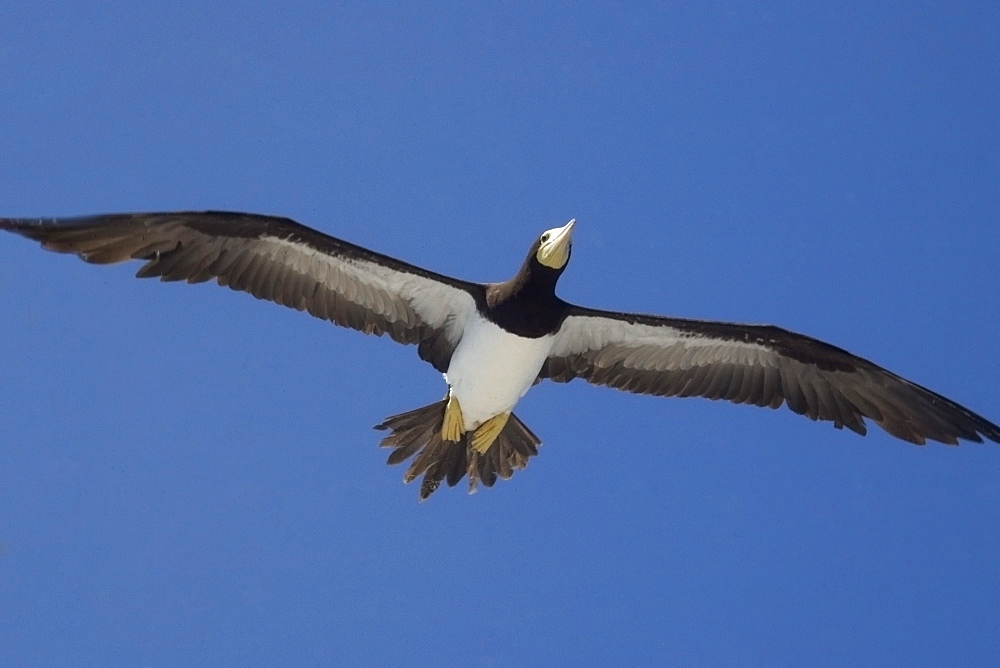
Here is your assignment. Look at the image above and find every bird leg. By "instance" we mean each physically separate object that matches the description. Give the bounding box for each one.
[470,412,510,454]
[441,393,465,442]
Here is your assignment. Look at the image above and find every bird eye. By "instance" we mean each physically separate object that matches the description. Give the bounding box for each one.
[541,232,551,243]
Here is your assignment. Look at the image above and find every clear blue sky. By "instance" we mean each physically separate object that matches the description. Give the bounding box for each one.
[2,3,998,665]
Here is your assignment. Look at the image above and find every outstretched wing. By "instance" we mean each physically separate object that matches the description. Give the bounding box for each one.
[542,305,1000,445]
[1,212,482,372]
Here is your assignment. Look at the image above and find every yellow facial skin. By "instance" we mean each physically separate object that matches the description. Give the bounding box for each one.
[536,219,575,269]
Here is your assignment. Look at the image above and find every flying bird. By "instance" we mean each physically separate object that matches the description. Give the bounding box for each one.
[2,212,998,499]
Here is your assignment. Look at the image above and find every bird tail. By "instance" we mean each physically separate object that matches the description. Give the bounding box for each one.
[375,399,541,501]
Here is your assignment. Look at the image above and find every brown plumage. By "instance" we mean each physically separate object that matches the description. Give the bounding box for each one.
[542,310,998,445]
[2,211,997,499]
[375,400,540,500]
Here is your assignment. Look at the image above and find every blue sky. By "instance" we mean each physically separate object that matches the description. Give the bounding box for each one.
[2,3,998,665]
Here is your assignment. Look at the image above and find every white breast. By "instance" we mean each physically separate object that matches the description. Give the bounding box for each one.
[444,317,555,431]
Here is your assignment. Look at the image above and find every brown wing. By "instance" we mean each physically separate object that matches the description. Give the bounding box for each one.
[541,305,1000,445]
[1,211,482,372]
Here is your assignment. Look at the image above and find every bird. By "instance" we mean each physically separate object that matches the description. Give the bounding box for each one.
[2,212,998,500]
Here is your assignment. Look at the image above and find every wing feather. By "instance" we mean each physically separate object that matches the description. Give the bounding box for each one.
[1,212,481,371]
[542,305,1000,446]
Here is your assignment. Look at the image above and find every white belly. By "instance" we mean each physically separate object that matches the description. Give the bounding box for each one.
[444,318,554,431]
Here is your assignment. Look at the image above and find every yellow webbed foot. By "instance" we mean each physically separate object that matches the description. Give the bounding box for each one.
[470,412,510,454]
[441,394,465,442]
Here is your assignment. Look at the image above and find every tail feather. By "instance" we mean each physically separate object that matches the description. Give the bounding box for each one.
[382,418,437,465]
[375,399,542,500]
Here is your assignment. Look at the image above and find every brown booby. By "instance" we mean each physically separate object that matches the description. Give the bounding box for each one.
[2,212,997,499]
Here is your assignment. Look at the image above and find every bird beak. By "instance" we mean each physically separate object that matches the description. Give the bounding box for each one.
[553,219,575,245]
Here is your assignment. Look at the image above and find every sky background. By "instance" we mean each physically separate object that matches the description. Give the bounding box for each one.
[2,3,998,665]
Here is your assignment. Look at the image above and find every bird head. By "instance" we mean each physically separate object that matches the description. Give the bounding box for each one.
[534,218,575,270]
